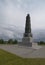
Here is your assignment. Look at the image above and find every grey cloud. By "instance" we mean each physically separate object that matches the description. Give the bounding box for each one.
[0,0,45,41]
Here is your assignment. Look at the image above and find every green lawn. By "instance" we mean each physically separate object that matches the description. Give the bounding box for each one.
[0,49,45,65]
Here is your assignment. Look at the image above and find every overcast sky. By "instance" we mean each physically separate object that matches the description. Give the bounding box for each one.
[0,0,45,39]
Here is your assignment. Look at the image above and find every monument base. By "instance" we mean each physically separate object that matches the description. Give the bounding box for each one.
[20,37,32,47]
[18,42,41,49]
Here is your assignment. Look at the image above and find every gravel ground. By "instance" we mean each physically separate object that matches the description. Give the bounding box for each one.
[0,44,45,58]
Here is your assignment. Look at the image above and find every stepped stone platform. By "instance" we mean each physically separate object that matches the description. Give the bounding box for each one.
[0,44,45,58]
[18,42,41,49]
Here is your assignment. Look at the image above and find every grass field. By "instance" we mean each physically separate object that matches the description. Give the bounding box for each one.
[0,49,45,65]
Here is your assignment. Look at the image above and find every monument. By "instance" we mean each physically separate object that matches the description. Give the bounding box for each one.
[18,14,41,49]
[22,14,33,47]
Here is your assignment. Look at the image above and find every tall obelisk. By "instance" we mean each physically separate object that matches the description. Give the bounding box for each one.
[22,14,32,47]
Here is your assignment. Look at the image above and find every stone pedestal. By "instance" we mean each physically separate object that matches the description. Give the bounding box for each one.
[22,37,32,47]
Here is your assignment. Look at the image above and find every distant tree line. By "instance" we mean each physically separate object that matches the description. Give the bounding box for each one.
[0,39,18,44]
[0,39,45,45]
[38,41,45,45]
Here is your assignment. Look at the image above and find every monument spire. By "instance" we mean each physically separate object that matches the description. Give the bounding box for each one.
[24,14,32,37]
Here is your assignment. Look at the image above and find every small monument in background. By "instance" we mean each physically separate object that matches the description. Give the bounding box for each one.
[22,14,33,47]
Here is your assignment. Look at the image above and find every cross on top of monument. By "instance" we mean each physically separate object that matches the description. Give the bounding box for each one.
[26,14,30,19]
[27,14,30,17]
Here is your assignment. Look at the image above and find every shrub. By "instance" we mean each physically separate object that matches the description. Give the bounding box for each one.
[8,39,13,44]
[0,39,4,44]
[13,39,18,44]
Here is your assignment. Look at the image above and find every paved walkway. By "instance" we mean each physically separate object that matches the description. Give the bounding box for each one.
[0,44,45,58]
